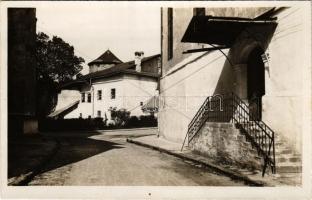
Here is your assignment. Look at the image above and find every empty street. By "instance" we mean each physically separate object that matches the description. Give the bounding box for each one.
[28,129,244,186]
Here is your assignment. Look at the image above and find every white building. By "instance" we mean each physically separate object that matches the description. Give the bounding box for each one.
[51,50,160,121]
[159,6,310,176]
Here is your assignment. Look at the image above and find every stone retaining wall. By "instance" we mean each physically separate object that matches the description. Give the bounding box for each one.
[189,122,262,171]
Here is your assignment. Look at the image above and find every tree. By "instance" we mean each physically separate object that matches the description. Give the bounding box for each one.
[36,32,85,83]
[36,32,85,117]
[110,108,131,126]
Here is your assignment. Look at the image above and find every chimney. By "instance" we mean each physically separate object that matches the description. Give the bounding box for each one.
[134,51,144,72]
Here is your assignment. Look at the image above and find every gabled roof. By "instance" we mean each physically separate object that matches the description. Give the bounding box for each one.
[88,49,123,66]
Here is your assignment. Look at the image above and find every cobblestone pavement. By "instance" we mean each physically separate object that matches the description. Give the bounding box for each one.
[28,129,244,186]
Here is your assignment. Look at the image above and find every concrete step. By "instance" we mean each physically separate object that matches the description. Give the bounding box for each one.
[275,148,294,155]
[236,126,303,174]
[276,154,301,162]
[276,165,302,173]
[276,157,301,163]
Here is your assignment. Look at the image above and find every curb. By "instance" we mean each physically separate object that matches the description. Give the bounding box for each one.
[8,138,61,186]
[98,127,158,132]
[126,138,265,186]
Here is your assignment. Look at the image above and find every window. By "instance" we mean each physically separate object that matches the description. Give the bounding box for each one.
[193,8,205,16]
[97,110,101,117]
[167,8,173,60]
[140,102,143,106]
[87,93,91,103]
[111,88,116,99]
[97,90,102,100]
[81,93,85,102]
[79,113,82,118]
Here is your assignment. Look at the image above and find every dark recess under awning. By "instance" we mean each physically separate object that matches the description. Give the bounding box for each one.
[181,16,277,46]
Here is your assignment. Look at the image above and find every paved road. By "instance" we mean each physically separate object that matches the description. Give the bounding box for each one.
[29,128,244,186]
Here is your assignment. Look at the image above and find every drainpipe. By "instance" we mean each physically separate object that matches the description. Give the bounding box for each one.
[90,78,94,118]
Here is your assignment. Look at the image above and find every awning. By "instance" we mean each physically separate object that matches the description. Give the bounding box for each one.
[142,96,159,113]
[48,100,79,119]
[181,16,277,46]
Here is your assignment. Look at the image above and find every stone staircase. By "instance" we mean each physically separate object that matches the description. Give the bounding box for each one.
[189,122,263,172]
[235,127,302,175]
[186,93,301,178]
[274,135,302,174]
[189,122,302,176]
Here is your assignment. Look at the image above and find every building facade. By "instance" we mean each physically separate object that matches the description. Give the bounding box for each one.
[159,6,310,174]
[8,8,38,135]
[53,51,160,121]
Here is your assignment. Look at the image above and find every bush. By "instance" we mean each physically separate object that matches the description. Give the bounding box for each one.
[39,117,106,132]
[138,115,157,127]
[110,108,130,126]
[126,116,140,127]
[125,115,157,128]
[39,114,157,132]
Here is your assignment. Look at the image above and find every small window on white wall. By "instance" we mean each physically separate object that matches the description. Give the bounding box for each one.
[81,93,85,102]
[97,110,101,117]
[111,88,116,99]
[140,102,143,106]
[87,93,91,103]
[97,90,102,100]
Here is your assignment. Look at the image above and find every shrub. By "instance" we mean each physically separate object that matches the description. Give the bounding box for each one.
[38,117,106,131]
[138,115,157,127]
[126,116,140,128]
[38,114,157,132]
[110,108,130,126]
[125,115,157,128]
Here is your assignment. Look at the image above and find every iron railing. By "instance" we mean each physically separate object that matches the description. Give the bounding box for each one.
[185,93,275,176]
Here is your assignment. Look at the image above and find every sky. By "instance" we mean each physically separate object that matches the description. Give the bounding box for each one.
[36,4,161,74]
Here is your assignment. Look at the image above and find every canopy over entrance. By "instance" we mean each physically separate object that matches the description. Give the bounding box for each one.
[181,15,277,46]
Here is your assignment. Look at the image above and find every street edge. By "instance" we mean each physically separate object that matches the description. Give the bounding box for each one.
[98,127,158,132]
[126,138,266,187]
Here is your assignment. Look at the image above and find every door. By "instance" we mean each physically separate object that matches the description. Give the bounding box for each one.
[247,47,265,121]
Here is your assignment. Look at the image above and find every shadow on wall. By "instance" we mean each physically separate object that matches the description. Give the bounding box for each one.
[212,56,235,96]
[213,23,278,97]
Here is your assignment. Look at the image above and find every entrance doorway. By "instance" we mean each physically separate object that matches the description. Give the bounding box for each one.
[247,47,265,121]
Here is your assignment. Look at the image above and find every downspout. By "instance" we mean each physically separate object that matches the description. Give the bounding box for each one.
[157,7,163,138]
[90,78,94,118]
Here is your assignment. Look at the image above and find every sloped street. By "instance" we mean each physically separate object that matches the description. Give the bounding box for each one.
[28,128,244,186]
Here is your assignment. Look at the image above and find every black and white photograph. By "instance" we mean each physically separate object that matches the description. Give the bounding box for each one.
[0,1,311,199]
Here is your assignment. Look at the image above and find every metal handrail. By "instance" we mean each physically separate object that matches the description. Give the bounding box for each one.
[232,95,273,139]
[185,92,275,176]
[188,96,210,128]
[230,93,275,176]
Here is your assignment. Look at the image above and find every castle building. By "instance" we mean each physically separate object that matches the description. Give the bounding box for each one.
[51,50,160,121]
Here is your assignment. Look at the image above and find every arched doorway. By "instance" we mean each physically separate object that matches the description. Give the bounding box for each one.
[247,47,265,120]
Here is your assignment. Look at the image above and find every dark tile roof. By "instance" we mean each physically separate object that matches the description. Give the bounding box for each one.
[59,54,160,90]
[83,54,160,80]
[88,49,123,66]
